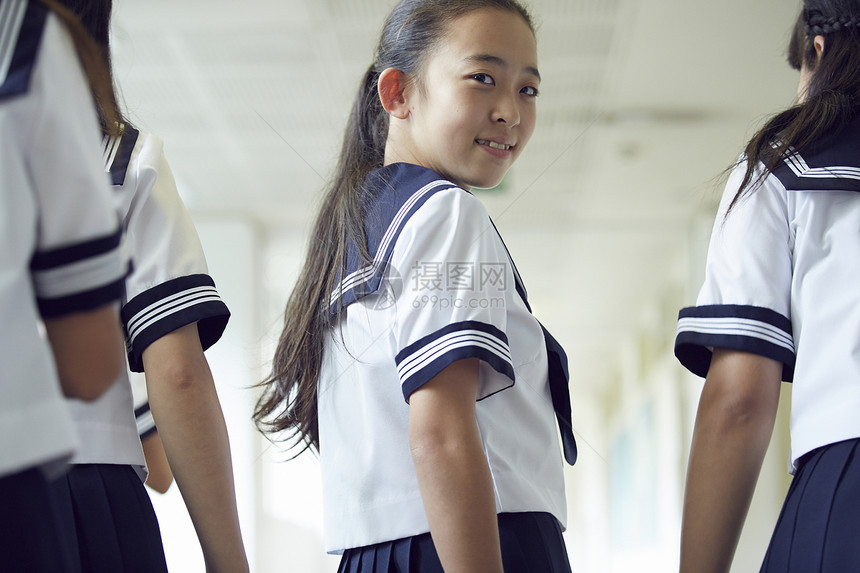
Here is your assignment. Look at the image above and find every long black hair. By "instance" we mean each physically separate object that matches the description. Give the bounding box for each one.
[38,0,120,134]
[254,0,535,453]
[729,0,860,212]
[53,0,123,136]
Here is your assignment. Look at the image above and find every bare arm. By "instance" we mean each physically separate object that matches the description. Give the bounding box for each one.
[44,303,124,401]
[141,432,174,494]
[680,348,782,573]
[142,323,248,573]
[409,358,504,573]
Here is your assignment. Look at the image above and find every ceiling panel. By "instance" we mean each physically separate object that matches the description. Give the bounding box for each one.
[111,0,803,391]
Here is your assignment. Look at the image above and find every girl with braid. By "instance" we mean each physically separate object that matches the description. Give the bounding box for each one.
[675,1,860,571]
[256,1,576,571]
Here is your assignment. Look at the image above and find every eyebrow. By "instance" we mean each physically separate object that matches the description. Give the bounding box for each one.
[465,54,541,82]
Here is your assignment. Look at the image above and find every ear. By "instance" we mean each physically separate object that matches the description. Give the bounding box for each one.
[378,68,410,119]
[813,34,826,60]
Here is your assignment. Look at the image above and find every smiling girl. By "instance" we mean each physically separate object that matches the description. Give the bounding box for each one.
[255,1,575,571]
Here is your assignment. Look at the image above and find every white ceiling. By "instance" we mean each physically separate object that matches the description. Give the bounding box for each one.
[110,0,802,395]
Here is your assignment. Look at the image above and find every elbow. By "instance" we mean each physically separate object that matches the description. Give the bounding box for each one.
[141,325,213,398]
[153,360,210,397]
[59,347,124,401]
[708,392,769,432]
[46,303,126,401]
[698,380,780,439]
[409,432,437,465]
[409,422,470,469]
[698,349,782,435]
[63,373,117,402]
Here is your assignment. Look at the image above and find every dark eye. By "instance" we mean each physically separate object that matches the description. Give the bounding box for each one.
[471,73,495,85]
[521,85,539,97]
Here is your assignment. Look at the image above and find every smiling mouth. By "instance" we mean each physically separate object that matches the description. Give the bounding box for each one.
[476,139,513,151]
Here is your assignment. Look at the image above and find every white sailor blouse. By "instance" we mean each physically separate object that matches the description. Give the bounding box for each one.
[675,117,860,471]
[65,125,230,474]
[318,163,574,553]
[0,0,127,478]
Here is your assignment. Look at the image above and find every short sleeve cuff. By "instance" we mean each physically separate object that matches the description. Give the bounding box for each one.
[122,273,230,372]
[31,226,129,317]
[675,304,796,381]
[396,320,514,402]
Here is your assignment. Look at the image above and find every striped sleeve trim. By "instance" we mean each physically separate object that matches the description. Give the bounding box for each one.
[31,225,124,271]
[395,320,514,402]
[122,274,230,372]
[675,304,796,382]
[134,401,156,440]
[0,0,45,99]
[31,226,130,317]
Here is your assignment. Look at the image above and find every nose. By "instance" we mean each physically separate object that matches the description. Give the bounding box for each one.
[492,92,520,127]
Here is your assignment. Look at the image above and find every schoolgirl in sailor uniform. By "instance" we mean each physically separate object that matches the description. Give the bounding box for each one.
[48,123,235,572]
[0,0,127,569]
[46,1,249,571]
[256,2,575,571]
[319,163,575,571]
[675,2,860,571]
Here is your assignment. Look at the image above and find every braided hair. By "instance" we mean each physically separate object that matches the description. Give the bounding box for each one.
[727,0,860,213]
[806,11,860,35]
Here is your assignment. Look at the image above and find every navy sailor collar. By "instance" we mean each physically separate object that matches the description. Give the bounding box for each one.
[0,0,48,100]
[327,162,460,321]
[772,117,860,193]
[328,161,536,321]
[102,123,139,186]
[326,162,577,464]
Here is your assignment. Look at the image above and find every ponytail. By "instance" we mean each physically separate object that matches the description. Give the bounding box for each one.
[254,0,535,452]
[253,66,388,452]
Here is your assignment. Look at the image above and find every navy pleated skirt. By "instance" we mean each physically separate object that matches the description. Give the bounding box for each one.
[760,437,860,572]
[0,468,72,572]
[48,464,168,573]
[338,511,571,573]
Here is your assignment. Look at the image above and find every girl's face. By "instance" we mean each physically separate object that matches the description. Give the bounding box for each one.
[392,8,539,189]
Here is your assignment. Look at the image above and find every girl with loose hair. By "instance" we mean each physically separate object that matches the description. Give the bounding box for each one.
[675,1,860,571]
[43,1,249,571]
[256,0,576,570]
